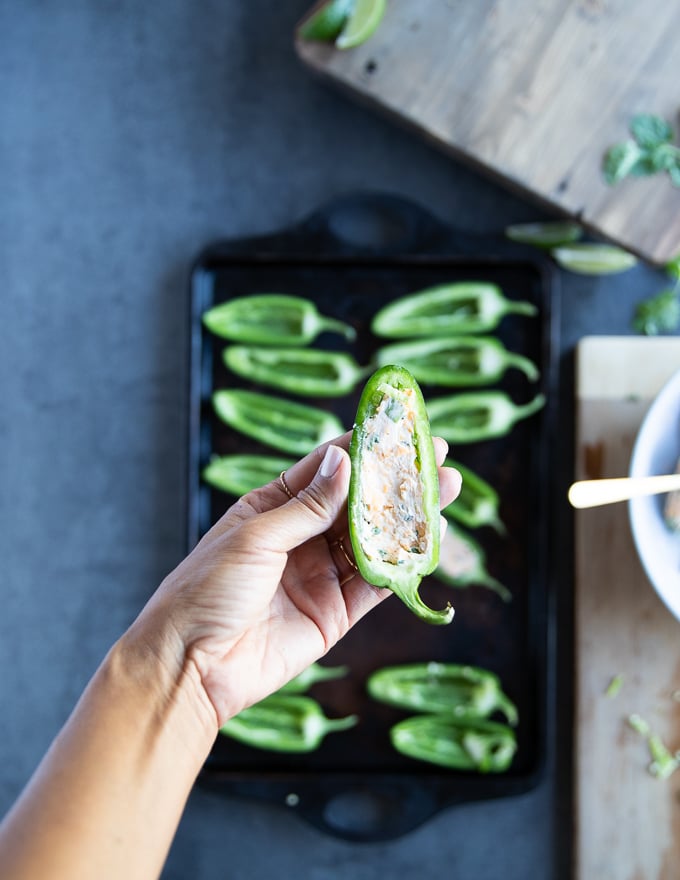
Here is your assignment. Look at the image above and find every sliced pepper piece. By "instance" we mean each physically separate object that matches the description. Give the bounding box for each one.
[202,453,296,497]
[348,365,453,625]
[218,694,358,753]
[427,391,545,444]
[442,458,506,534]
[436,519,511,601]
[374,336,539,386]
[390,714,517,772]
[212,389,343,456]
[371,282,537,338]
[223,345,368,397]
[203,294,355,346]
[367,661,517,724]
[279,662,349,694]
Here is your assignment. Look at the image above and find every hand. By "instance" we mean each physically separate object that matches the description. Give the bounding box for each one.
[133,432,461,728]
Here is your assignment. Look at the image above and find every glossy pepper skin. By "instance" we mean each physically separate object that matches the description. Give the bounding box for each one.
[212,389,343,456]
[348,365,453,625]
[223,345,368,397]
[441,458,505,534]
[218,694,358,753]
[367,662,517,724]
[437,519,511,601]
[202,453,295,497]
[374,336,539,387]
[427,391,545,444]
[203,294,355,346]
[371,282,537,338]
[390,714,517,772]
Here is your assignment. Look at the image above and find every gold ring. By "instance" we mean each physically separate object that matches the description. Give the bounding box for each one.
[330,538,359,584]
[279,471,295,500]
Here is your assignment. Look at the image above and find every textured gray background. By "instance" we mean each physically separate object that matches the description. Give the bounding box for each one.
[0,2,666,878]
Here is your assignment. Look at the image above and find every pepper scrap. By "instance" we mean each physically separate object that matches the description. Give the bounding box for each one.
[442,458,506,534]
[279,662,349,694]
[374,337,539,387]
[202,453,296,497]
[367,662,517,725]
[212,389,343,456]
[427,391,545,444]
[203,294,356,346]
[218,694,358,753]
[223,345,368,397]
[348,365,453,625]
[390,714,517,772]
[436,519,511,601]
[371,282,537,338]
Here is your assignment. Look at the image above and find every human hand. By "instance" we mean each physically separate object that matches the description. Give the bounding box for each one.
[134,432,461,728]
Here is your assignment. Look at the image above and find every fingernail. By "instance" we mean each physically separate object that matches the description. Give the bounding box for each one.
[320,444,343,478]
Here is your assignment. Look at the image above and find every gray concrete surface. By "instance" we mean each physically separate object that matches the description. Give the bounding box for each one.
[0,2,668,878]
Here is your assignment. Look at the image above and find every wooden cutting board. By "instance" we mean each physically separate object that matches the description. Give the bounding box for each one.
[295,1,680,265]
[574,337,680,880]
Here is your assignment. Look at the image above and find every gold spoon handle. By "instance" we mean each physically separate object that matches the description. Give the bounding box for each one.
[568,474,680,509]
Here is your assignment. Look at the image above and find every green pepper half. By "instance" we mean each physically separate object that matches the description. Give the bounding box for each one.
[367,661,517,724]
[223,345,368,397]
[219,694,358,753]
[437,519,511,601]
[427,391,545,444]
[348,365,453,625]
[371,282,537,338]
[202,453,296,497]
[374,336,539,386]
[442,458,505,534]
[390,714,517,772]
[203,294,356,346]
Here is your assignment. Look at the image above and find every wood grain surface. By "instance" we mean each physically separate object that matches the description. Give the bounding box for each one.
[574,337,680,880]
[296,0,680,265]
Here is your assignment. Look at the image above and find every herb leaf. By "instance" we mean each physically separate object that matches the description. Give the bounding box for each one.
[632,287,680,335]
[603,141,644,185]
[630,114,674,150]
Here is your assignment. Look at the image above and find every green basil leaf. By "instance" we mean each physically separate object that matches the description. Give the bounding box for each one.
[603,141,644,184]
[632,288,680,336]
[665,254,680,281]
[647,143,680,173]
[630,114,674,150]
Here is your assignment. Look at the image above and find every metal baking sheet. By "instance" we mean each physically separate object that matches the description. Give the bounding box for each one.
[187,194,559,841]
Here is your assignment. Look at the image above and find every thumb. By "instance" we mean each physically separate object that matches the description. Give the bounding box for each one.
[260,445,350,552]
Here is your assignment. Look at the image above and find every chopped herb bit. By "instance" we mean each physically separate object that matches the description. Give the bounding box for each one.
[605,674,624,698]
[648,735,680,780]
[627,713,651,737]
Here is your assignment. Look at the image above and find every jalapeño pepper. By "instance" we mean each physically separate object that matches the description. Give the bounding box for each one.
[212,389,343,456]
[442,458,506,534]
[223,345,368,397]
[437,519,511,601]
[202,453,296,497]
[279,662,349,694]
[218,694,358,753]
[367,662,517,724]
[374,336,539,387]
[203,294,356,346]
[371,282,537,338]
[390,714,517,772]
[348,365,453,625]
[427,391,545,443]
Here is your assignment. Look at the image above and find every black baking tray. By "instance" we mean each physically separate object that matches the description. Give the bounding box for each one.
[188,193,559,842]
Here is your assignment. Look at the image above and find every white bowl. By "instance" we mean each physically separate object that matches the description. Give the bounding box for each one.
[629,368,680,622]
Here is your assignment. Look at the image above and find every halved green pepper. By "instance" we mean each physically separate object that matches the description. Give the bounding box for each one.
[348,365,453,625]
[374,336,539,387]
[390,714,517,772]
[367,662,517,724]
[442,458,505,534]
[202,453,296,497]
[371,282,537,338]
[223,345,368,397]
[279,662,349,694]
[218,694,358,753]
[212,389,343,456]
[427,391,545,444]
[203,294,356,346]
[437,519,511,601]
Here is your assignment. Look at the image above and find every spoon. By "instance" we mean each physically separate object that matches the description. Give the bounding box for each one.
[568,474,680,509]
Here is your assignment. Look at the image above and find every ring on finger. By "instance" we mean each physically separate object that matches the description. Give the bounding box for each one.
[279,471,295,500]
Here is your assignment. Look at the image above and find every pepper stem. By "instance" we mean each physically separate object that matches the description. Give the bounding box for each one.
[318,316,357,342]
[505,352,540,381]
[322,713,359,734]
[478,573,512,603]
[399,586,455,625]
[504,299,538,318]
[512,393,546,425]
